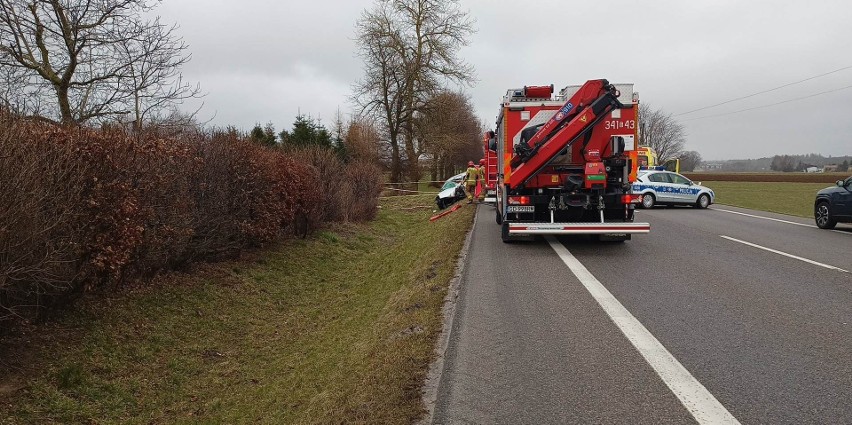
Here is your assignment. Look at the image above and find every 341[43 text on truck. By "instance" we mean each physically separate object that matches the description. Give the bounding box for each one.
[487,79,651,243]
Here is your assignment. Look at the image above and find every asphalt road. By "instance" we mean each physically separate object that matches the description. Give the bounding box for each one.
[433,204,851,424]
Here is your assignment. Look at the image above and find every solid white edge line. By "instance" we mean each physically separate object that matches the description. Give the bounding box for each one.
[714,208,851,235]
[719,235,849,273]
[545,236,740,425]
[714,208,815,228]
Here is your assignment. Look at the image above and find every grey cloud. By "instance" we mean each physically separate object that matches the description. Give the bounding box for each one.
[159,0,852,159]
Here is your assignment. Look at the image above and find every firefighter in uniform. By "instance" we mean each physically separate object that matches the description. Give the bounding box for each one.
[477,159,487,202]
[464,161,480,204]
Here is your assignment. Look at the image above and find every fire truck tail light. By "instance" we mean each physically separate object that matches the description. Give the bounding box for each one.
[508,196,531,205]
[622,194,640,204]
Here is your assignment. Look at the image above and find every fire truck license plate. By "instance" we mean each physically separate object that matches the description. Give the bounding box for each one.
[507,206,534,213]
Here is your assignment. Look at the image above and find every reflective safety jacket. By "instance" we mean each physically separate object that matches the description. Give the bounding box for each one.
[464,166,480,185]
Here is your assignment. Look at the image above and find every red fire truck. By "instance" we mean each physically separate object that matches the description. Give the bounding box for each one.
[490,79,650,243]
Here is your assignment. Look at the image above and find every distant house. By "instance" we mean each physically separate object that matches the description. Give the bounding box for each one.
[701,162,724,170]
[805,166,821,173]
[823,164,839,172]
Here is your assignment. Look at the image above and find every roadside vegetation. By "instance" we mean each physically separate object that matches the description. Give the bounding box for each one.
[704,181,830,217]
[1,0,484,422]
[1,195,474,424]
[0,111,383,333]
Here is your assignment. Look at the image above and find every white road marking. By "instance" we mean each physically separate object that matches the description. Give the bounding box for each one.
[719,235,849,273]
[714,208,815,228]
[714,208,851,235]
[545,236,741,425]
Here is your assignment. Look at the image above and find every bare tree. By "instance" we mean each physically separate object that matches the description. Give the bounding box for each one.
[354,4,405,181]
[354,0,475,183]
[118,17,201,130]
[144,109,204,137]
[416,90,481,181]
[0,0,200,126]
[770,155,797,172]
[344,115,382,164]
[638,104,686,163]
[679,150,702,172]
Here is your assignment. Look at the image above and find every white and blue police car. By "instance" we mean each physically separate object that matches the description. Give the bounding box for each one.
[631,169,715,209]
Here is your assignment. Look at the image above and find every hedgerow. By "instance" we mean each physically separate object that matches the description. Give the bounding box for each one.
[0,112,382,329]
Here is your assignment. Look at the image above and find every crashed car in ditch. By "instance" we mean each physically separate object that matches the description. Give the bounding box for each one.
[435,172,466,209]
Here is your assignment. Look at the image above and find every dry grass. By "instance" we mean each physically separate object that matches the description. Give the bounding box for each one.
[0,196,475,424]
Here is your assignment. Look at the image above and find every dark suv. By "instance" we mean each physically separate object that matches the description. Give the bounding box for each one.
[815,176,852,229]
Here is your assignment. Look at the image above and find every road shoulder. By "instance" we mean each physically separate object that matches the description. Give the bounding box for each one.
[418,203,479,425]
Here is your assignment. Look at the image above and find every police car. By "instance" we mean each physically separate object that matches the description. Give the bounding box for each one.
[631,170,715,209]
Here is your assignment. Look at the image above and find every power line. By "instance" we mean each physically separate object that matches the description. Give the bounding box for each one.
[675,65,852,116]
[681,84,852,122]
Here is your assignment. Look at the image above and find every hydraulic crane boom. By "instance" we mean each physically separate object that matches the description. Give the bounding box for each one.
[509,79,623,189]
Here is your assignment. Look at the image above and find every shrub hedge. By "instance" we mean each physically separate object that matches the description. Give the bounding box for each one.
[0,113,383,329]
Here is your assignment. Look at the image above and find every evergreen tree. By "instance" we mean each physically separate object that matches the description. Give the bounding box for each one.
[332,131,348,161]
[839,159,850,172]
[331,111,349,161]
[249,122,277,146]
[281,115,332,148]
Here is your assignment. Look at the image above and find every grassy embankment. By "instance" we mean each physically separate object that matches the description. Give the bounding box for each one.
[703,181,831,218]
[1,195,473,424]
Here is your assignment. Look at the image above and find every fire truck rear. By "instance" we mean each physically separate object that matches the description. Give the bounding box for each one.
[490,79,650,243]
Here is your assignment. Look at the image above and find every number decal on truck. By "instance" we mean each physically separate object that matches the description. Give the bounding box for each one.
[604,120,636,130]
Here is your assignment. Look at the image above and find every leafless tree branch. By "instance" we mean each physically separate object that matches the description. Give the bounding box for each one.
[353,0,475,182]
[639,103,686,164]
[0,0,202,127]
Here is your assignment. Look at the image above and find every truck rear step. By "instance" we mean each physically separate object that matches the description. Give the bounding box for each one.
[508,222,650,235]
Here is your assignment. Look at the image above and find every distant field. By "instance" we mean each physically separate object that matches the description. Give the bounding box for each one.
[686,172,848,183]
[704,181,831,218]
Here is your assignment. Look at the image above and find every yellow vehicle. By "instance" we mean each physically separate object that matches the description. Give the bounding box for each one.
[634,146,679,173]
[635,146,656,168]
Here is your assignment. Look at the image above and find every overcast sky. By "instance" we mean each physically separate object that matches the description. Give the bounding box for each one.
[158,0,852,160]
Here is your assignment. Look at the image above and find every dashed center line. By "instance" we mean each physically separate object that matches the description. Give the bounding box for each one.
[546,236,741,425]
[720,235,849,273]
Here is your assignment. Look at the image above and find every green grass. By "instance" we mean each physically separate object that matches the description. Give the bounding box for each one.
[1,197,474,424]
[704,181,830,218]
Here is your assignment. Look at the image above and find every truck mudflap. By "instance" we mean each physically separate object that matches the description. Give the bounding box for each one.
[508,222,650,235]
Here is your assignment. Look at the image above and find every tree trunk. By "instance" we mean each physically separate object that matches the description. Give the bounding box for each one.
[404,132,420,183]
[55,83,74,125]
[430,151,438,182]
[389,133,402,183]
